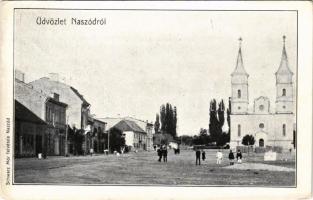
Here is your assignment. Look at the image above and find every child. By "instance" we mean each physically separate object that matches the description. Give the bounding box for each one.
[228,150,235,165]
[216,150,223,165]
[202,150,206,161]
[236,149,242,163]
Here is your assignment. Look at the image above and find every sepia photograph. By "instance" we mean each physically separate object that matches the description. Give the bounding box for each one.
[12,8,299,187]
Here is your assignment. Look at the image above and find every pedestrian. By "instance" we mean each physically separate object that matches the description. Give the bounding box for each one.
[196,148,201,165]
[157,147,162,162]
[216,149,223,165]
[202,150,206,161]
[228,150,235,165]
[90,148,94,156]
[163,146,168,162]
[236,149,242,163]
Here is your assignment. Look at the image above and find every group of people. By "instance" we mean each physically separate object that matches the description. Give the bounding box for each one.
[195,149,243,166]
[216,149,242,165]
[157,146,168,162]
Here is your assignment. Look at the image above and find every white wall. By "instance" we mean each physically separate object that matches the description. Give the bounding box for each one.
[230,113,295,149]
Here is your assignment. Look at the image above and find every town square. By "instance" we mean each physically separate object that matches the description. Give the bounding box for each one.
[13,9,296,186]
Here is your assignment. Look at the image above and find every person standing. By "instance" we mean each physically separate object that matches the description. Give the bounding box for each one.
[196,149,201,165]
[228,150,235,165]
[202,150,206,161]
[236,149,242,163]
[163,146,168,162]
[157,147,162,162]
[216,150,223,165]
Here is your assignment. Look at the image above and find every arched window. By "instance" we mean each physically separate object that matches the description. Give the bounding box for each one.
[238,124,241,137]
[282,88,286,96]
[282,124,286,136]
[237,90,241,98]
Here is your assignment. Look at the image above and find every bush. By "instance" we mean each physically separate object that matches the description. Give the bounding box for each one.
[242,135,255,146]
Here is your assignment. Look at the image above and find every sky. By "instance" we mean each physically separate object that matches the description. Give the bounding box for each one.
[15,10,297,136]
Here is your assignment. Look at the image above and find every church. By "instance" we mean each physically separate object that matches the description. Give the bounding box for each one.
[229,36,296,150]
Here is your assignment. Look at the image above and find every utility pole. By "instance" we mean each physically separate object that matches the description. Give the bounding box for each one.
[107,129,110,154]
[65,116,69,156]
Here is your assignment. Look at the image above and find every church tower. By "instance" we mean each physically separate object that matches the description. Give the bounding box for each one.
[231,38,249,114]
[275,36,294,114]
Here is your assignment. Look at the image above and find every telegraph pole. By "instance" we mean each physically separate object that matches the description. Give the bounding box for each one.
[65,116,69,156]
[107,129,110,154]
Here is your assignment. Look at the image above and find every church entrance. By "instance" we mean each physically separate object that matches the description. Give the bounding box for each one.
[259,139,264,147]
[254,131,267,147]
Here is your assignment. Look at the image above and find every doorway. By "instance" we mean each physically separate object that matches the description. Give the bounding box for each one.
[259,138,264,147]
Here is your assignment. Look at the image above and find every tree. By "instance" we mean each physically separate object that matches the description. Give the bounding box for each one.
[179,135,193,146]
[154,114,160,134]
[159,103,177,138]
[173,106,177,137]
[242,135,255,146]
[160,105,166,132]
[226,97,231,135]
[108,128,126,153]
[209,99,218,142]
[217,100,225,131]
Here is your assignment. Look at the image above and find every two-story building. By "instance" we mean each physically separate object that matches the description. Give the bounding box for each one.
[14,72,67,157]
[29,73,90,155]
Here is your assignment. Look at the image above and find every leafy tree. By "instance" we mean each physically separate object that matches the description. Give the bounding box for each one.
[108,128,126,153]
[209,99,218,142]
[242,134,255,146]
[160,105,166,132]
[217,100,225,131]
[226,97,231,135]
[216,132,230,146]
[179,135,193,146]
[159,103,177,138]
[154,114,160,134]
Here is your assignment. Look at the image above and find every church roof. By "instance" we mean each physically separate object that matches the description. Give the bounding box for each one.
[231,38,249,76]
[275,36,293,75]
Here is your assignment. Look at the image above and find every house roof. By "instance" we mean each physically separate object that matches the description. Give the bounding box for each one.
[112,120,146,133]
[29,77,90,106]
[15,100,47,125]
[70,86,90,106]
[97,117,122,130]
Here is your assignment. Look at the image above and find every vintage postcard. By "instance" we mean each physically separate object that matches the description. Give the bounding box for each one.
[0,1,312,200]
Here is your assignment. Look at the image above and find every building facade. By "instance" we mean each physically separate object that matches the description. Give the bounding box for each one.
[111,119,147,151]
[45,97,67,156]
[15,74,68,157]
[29,74,91,155]
[15,100,47,157]
[230,37,296,150]
[123,117,154,151]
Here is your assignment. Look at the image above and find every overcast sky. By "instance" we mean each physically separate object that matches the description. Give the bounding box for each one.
[15,10,297,136]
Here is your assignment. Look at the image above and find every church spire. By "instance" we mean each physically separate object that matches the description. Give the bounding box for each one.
[276,35,293,75]
[231,37,248,76]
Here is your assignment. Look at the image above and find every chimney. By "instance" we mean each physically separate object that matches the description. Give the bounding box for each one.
[15,70,25,82]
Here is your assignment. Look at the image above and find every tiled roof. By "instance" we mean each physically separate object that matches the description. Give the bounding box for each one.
[112,120,146,133]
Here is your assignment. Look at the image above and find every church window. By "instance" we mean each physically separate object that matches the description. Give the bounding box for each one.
[237,90,241,98]
[238,124,241,137]
[282,124,286,136]
[282,88,286,96]
[259,105,264,111]
[259,123,264,129]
